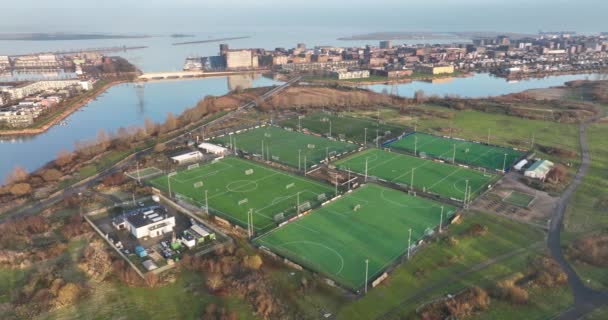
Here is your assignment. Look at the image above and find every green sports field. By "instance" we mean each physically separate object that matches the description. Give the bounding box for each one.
[255,184,456,291]
[211,126,359,169]
[149,157,334,232]
[387,132,525,171]
[280,113,408,144]
[333,149,498,201]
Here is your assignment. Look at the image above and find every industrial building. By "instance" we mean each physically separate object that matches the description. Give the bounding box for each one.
[524,160,554,180]
[112,206,176,239]
[225,50,257,70]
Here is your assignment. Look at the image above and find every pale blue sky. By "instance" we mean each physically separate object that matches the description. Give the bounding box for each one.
[2,0,606,34]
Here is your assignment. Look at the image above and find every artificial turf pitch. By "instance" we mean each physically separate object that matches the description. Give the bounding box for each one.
[333,148,498,201]
[254,184,456,291]
[149,157,334,232]
[212,126,359,169]
[280,113,408,144]
[387,132,525,171]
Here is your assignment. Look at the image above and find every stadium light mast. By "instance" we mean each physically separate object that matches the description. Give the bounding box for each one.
[376,129,379,148]
[464,180,469,207]
[298,115,302,131]
[136,161,141,184]
[439,206,444,233]
[414,135,418,156]
[205,190,209,214]
[297,192,300,214]
[334,174,338,196]
[407,228,412,259]
[487,128,491,145]
[326,147,329,163]
[502,153,508,173]
[364,259,369,294]
[453,144,456,164]
[329,119,332,138]
[364,128,367,146]
[298,149,301,171]
[348,168,351,190]
[261,140,265,161]
[410,168,415,191]
[167,172,177,198]
[365,157,368,182]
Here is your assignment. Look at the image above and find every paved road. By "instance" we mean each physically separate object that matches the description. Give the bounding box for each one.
[548,111,608,319]
[1,77,299,223]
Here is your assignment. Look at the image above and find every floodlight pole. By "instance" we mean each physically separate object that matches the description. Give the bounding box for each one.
[502,153,507,173]
[414,135,418,156]
[297,192,300,214]
[407,228,412,260]
[326,147,329,163]
[329,120,332,138]
[365,259,369,294]
[348,168,351,191]
[376,129,379,148]
[261,140,265,161]
[464,180,469,207]
[136,161,141,184]
[364,128,367,146]
[167,175,172,198]
[531,133,535,149]
[365,157,368,182]
[453,144,456,164]
[233,136,237,153]
[304,156,307,175]
[298,149,301,171]
[439,206,444,233]
[335,174,338,196]
[487,128,491,145]
[205,190,209,214]
[410,168,415,191]
[298,116,302,131]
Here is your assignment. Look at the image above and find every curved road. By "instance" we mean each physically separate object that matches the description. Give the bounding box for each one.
[549,111,608,319]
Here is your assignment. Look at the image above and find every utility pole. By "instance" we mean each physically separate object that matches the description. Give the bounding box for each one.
[365,259,369,294]
[407,228,412,259]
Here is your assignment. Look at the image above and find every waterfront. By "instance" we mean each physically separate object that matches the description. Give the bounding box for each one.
[364,72,608,98]
[0,74,282,182]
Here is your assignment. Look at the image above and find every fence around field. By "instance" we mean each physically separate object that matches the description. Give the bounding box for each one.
[384,131,529,173]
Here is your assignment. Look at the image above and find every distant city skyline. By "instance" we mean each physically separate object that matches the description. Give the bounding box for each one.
[2,0,607,34]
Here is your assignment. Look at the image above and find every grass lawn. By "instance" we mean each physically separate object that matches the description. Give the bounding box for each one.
[149,157,333,232]
[212,126,359,169]
[255,184,456,291]
[280,112,409,144]
[36,271,257,320]
[336,211,545,319]
[563,124,608,290]
[503,191,535,208]
[387,132,525,171]
[333,148,498,200]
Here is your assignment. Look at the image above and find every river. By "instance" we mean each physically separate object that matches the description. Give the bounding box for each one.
[0,75,282,182]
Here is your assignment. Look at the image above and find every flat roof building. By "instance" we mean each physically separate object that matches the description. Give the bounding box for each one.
[113,205,176,239]
[524,160,554,180]
[171,151,203,164]
[198,142,228,155]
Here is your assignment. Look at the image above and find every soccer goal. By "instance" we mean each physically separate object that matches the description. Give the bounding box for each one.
[193,181,204,188]
[187,163,200,170]
[245,169,254,175]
